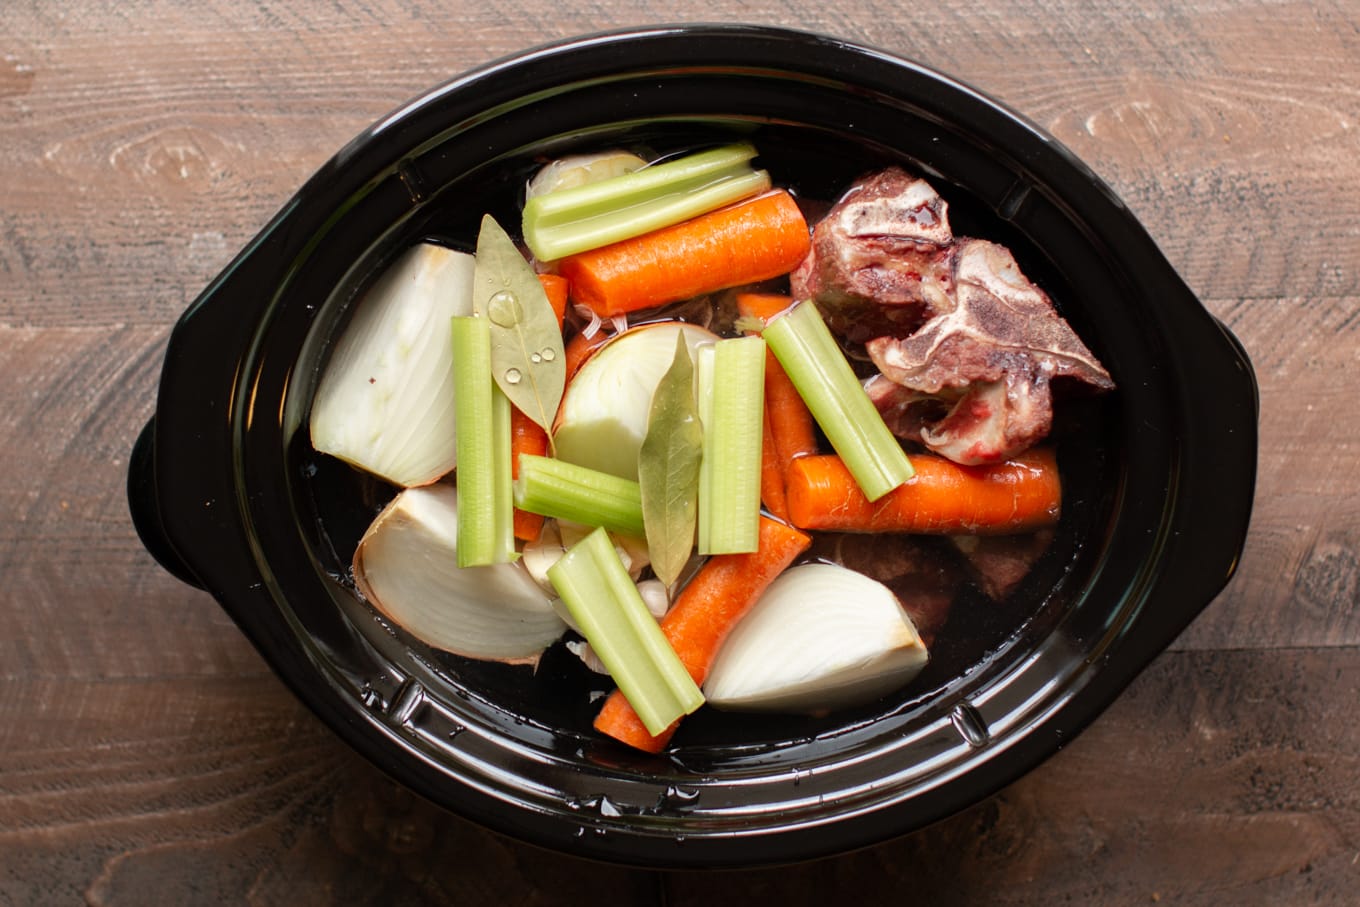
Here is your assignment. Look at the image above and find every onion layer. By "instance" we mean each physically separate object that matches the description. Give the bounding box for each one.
[553,322,718,481]
[703,563,929,713]
[353,484,566,662]
[310,243,474,487]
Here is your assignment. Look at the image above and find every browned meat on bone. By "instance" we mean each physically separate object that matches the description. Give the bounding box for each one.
[865,368,1052,466]
[865,239,1114,464]
[790,168,956,344]
[862,374,945,439]
[794,167,1114,464]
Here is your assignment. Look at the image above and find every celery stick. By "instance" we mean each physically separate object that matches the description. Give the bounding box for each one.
[513,454,645,538]
[521,143,772,261]
[548,527,704,736]
[451,315,515,566]
[696,336,766,554]
[762,302,915,501]
[490,382,514,548]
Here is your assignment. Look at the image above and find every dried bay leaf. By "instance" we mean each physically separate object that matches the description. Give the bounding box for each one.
[639,332,703,587]
[473,215,566,437]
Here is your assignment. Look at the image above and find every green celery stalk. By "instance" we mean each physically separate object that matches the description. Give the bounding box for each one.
[451,315,515,566]
[490,382,514,544]
[521,143,772,261]
[762,302,915,501]
[696,336,766,554]
[513,454,645,538]
[548,527,704,736]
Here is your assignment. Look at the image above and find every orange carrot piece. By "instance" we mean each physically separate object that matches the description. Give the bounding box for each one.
[785,448,1062,535]
[762,348,819,466]
[562,329,612,384]
[758,404,789,520]
[735,293,819,468]
[512,509,545,544]
[559,190,811,318]
[592,676,671,752]
[658,517,810,681]
[505,278,564,542]
[738,294,796,519]
[593,515,812,752]
[537,272,569,328]
[735,291,796,324]
[510,407,550,541]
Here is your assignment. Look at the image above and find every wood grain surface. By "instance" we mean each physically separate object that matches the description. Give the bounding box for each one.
[3,0,1357,903]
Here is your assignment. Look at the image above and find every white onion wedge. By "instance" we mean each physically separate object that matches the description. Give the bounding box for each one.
[353,484,567,662]
[310,243,474,487]
[703,563,929,713]
[553,322,718,481]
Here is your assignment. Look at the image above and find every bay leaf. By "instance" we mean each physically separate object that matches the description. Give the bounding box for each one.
[473,214,566,437]
[639,332,704,588]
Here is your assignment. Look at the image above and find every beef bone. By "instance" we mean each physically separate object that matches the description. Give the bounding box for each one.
[865,238,1112,463]
[790,167,957,344]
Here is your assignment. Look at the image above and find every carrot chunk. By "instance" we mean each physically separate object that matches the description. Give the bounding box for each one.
[503,274,569,541]
[559,191,811,318]
[784,448,1062,535]
[509,408,550,541]
[734,291,796,324]
[762,348,818,466]
[758,404,789,520]
[562,329,612,384]
[537,272,569,328]
[735,293,818,518]
[593,515,812,752]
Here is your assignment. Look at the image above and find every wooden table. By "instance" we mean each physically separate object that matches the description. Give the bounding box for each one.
[3,2,1356,902]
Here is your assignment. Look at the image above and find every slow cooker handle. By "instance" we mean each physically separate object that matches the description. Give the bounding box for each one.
[127,416,207,590]
[1117,311,1258,667]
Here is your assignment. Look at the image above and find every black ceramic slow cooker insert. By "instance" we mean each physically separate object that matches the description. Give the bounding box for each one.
[128,25,1257,867]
